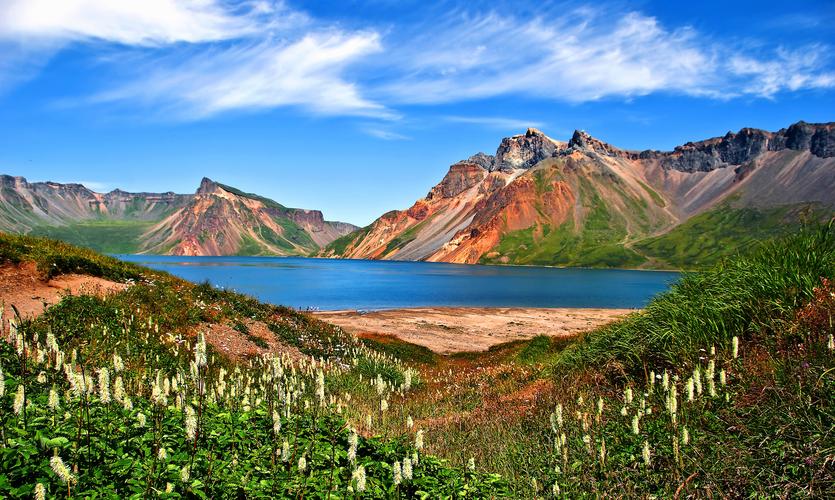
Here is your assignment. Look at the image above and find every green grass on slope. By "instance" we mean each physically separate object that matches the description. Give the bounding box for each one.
[481,177,646,268]
[323,225,372,256]
[560,223,835,374]
[28,220,154,254]
[634,203,827,269]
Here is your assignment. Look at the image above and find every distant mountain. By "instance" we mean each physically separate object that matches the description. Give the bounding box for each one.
[0,176,357,256]
[322,121,835,269]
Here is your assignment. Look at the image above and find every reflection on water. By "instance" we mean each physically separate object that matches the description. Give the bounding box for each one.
[116,255,680,311]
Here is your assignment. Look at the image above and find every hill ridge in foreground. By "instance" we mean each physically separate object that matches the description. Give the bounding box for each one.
[324,120,835,269]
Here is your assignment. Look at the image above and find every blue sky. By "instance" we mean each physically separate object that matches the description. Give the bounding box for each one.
[0,0,833,226]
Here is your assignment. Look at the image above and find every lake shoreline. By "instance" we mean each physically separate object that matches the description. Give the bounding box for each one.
[314,306,635,354]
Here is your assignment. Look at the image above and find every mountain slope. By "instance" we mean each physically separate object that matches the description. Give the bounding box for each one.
[0,175,357,255]
[323,121,835,268]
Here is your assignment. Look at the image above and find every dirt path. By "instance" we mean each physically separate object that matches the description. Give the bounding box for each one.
[0,262,127,320]
[315,307,634,354]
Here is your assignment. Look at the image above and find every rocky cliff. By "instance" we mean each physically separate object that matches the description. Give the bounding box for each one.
[0,175,357,256]
[323,121,835,268]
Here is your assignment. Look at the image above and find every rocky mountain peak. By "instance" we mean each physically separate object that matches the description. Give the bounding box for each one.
[196,177,222,195]
[493,129,565,172]
[567,130,626,157]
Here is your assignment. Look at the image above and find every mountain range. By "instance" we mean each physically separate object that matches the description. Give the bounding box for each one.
[1,120,832,267]
[321,120,834,268]
[0,175,357,255]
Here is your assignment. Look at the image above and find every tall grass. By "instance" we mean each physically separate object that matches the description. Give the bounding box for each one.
[560,224,835,374]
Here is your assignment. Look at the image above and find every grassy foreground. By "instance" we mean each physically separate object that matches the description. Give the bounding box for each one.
[1,226,834,497]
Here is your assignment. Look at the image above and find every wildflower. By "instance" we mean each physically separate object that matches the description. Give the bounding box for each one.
[37,371,46,383]
[686,378,695,402]
[719,369,727,386]
[732,336,739,359]
[694,367,703,395]
[137,412,146,428]
[123,397,133,411]
[828,334,834,351]
[0,364,4,398]
[13,384,25,415]
[625,387,633,404]
[407,415,414,428]
[272,410,281,435]
[194,332,207,367]
[158,447,167,460]
[642,441,651,465]
[393,461,402,485]
[353,466,366,492]
[632,415,640,435]
[298,456,307,472]
[582,434,591,452]
[281,440,290,462]
[597,397,604,415]
[413,451,419,466]
[682,427,690,445]
[113,352,124,372]
[380,399,388,412]
[48,386,60,410]
[185,406,197,441]
[415,429,424,450]
[555,403,563,427]
[165,483,173,494]
[365,414,372,428]
[467,457,476,471]
[113,376,125,403]
[34,483,46,500]
[99,368,111,404]
[599,437,607,466]
[620,406,628,416]
[553,483,561,495]
[662,370,670,392]
[315,370,325,403]
[403,457,413,480]
[348,430,358,464]
[50,455,75,484]
[180,465,190,483]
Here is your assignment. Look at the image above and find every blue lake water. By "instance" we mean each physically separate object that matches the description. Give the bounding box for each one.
[116,255,680,311]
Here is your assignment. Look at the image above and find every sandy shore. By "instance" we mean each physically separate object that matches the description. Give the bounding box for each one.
[314,307,634,354]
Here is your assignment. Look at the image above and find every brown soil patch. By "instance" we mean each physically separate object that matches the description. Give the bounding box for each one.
[0,262,127,320]
[315,307,633,354]
[203,319,304,362]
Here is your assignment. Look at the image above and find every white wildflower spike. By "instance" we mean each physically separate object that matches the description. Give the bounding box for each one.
[467,457,476,471]
[50,455,75,484]
[642,441,651,466]
[632,415,640,435]
[137,412,146,428]
[597,397,604,415]
[185,405,197,440]
[348,430,358,464]
[298,456,307,472]
[380,399,388,412]
[393,461,402,485]
[719,369,727,386]
[315,370,325,403]
[48,386,60,411]
[686,378,695,402]
[662,370,670,392]
[599,437,607,466]
[625,387,633,404]
[555,403,563,427]
[281,440,290,462]
[694,367,703,395]
[195,332,207,368]
[113,352,124,372]
[272,410,281,435]
[732,336,739,359]
[415,429,424,450]
[34,483,46,500]
[113,376,125,403]
[180,465,190,483]
[828,334,834,351]
[403,457,413,480]
[13,384,25,415]
[682,426,690,445]
[98,368,111,404]
[158,447,167,460]
[407,416,414,429]
[353,465,366,492]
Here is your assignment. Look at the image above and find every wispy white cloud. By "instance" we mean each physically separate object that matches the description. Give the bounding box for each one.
[0,0,264,45]
[377,8,834,103]
[0,1,832,121]
[444,116,545,130]
[92,31,390,119]
[361,127,410,140]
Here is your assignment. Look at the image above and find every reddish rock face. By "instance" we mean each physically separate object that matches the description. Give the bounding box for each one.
[324,120,835,266]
